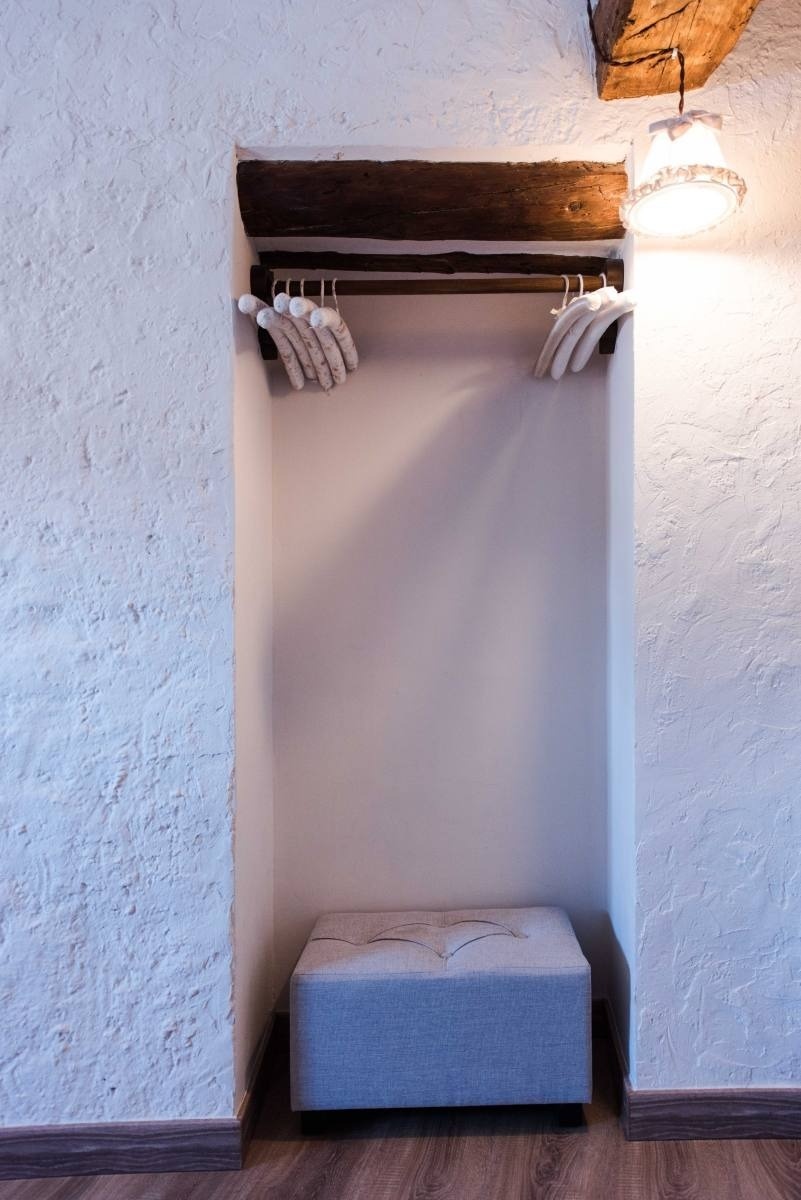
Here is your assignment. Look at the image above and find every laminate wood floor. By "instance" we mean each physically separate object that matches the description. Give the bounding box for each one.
[2,1033,800,1200]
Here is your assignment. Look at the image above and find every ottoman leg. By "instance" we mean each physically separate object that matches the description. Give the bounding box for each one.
[300,1111,328,1136]
[555,1104,585,1128]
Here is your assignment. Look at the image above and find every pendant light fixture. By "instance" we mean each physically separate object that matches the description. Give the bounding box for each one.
[620,65,746,238]
[587,3,747,238]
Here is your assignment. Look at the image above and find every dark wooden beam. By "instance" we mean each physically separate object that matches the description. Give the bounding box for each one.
[237,159,626,242]
[258,251,623,288]
[592,0,762,100]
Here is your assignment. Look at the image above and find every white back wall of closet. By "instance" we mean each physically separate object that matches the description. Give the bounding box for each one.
[272,293,608,993]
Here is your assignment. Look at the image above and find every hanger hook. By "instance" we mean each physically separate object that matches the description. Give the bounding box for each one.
[300,278,305,298]
[600,272,607,289]
[332,278,339,314]
[551,274,571,317]
[578,274,584,299]
[320,277,325,305]
[271,275,277,302]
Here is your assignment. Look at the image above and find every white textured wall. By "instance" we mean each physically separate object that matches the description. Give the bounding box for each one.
[631,178,801,1083]
[619,3,801,1086]
[272,293,609,997]
[1,0,798,1123]
[1,2,238,1119]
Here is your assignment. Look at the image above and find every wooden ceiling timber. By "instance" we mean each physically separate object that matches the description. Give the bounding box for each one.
[592,0,762,100]
[236,159,627,242]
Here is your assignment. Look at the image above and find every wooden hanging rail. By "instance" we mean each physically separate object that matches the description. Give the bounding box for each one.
[249,254,625,358]
[254,253,623,294]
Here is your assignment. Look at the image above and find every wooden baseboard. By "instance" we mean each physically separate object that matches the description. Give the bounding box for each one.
[0,1118,242,1180]
[623,1083,801,1141]
[0,1014,279,1180]
[237,1012,276,1147]
[597,998,801,1141]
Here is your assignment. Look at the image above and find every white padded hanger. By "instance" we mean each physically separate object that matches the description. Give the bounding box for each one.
[238,293,268,319]
[238,293,306,390]
[247,282,316,381]
[275,281,333,391]
[273,281,328,386]
[568,290,637,373]
[290,283,348,386]
[549,281,618,381]
[310,279,359,372]
[535,275,604,379]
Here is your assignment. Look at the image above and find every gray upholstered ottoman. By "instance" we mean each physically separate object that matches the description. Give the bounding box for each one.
[290,906,591,1115]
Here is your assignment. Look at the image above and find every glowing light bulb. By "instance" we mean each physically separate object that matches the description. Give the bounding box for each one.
[621,111,746,239]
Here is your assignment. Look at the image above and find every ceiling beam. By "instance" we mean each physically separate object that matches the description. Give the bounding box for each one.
[591,0,761,101]
[237,159,627,242]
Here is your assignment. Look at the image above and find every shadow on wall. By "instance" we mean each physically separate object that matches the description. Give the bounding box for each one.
[605,921,632,1074]
[270,295,609,997]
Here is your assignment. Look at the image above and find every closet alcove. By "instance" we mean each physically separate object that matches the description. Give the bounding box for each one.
[234,156,629,1004]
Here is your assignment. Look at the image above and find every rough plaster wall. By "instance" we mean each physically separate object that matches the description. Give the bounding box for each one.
[1,0,240,1123]
[0,0,797,1122]
[631,17,801,1081]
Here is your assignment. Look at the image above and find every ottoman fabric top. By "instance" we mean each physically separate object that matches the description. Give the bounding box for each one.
[294,906,587,978]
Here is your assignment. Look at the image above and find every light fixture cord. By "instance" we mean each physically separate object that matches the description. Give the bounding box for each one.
[586,0,686,114]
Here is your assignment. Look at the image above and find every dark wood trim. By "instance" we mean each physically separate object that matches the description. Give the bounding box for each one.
[597,998,627,1119]
[623,1082,801,1141]
[252,255,624,295]
[250,263,277,360]
[0,1014,279,1179]
[252,277,610,297]
[237,159,627,242]
[591,0,762,101]
[597,997,801,1141]
[0,1118,242,1180]
[592,993,801,1142]
[247,258,625,362]
[258,252,624,289]
[237,1014,276,1148]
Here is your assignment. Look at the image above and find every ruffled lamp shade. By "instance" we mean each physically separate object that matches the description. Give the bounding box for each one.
[621,110,747,238]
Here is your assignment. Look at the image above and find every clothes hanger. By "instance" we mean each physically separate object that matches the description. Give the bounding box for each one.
[250,280,316,382]
[238,292,305,390]
[310,279,359,372]
[549,274,618,381]
[276,279,334,391]
[568,289,637,373]
[534,275,605,379]
[270,278,316,381]
[290,280,348,385]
